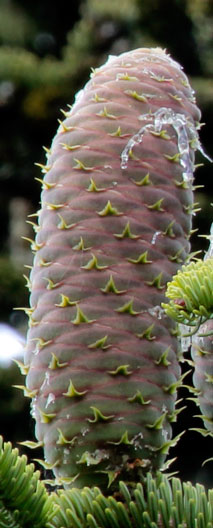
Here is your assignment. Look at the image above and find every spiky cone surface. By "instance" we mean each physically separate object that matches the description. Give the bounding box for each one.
[191,319,213,435]
[24,48,201,490]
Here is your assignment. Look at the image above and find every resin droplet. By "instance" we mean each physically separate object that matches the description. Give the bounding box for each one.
[120,107,207,185]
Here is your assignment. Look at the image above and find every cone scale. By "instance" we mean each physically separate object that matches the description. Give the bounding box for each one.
[191,318,213,435]
[24,48,201,489]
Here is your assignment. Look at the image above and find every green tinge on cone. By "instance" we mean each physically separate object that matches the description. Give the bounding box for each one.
[24,47,201,490]
[191,319,213,434]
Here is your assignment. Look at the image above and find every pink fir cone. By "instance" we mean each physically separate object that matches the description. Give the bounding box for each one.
[191,319,213,435]
[191,236,213,440]
[22,48,202,490]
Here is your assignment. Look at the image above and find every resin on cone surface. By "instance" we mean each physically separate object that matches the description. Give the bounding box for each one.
[24,48,201,488]
[192,319,213,434]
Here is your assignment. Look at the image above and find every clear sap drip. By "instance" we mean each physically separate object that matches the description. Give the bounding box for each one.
[45,392,55,408]
[151,231,161,245]
[192,330,207,351]
[148,305,165,320]
[104,165,113,171]
[40,371,50,390]
[195,138,212,165]
[81,427,89,437]
[179,323,192,353]
[162,428,169,441]
[63,447,71,466]
[120,107,211,182]
[30,397,37,419]
[120,118,153,169]
[205,222,213,260]
[132,432,144,450]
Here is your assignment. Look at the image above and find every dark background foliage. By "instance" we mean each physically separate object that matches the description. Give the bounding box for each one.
[0,0,213,488]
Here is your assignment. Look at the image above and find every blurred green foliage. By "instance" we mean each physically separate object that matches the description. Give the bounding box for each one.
[0,0,212,484]
[0,258,28,321]
[0,0,212,241]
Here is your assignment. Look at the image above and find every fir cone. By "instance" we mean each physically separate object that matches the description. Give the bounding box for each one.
[23,47,201,489]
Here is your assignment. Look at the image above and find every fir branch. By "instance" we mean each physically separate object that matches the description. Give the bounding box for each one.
[47,473,213,528]
[0,436,55,528]
[1,437,213,528]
